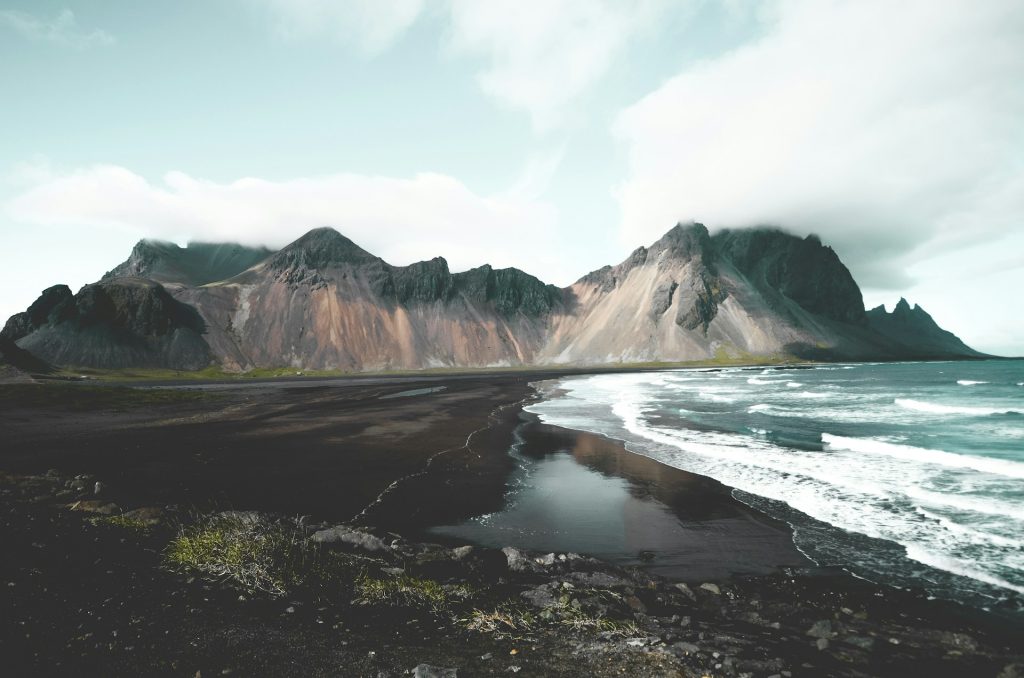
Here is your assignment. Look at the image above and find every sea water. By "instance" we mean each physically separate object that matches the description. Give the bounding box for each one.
[527,360,1024,613]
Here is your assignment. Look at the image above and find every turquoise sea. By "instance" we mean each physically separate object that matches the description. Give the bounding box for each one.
[526,360,1024,613]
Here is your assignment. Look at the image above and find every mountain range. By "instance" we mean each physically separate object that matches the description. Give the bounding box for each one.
[1,223,984,373]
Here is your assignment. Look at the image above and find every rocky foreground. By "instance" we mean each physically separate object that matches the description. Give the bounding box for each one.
[2,469,1021,678]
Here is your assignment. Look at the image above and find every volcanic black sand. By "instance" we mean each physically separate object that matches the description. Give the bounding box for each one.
[1,373,1022,677]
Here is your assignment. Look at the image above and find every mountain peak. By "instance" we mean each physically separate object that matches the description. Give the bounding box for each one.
[651,222,712,257]
[271,227,380,277]
[105,239,272,286]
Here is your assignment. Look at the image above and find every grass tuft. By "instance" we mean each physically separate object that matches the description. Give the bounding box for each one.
[355,574,474,612]
[164,514,328,596]
[463,595,641,639]
[89,514,152,532]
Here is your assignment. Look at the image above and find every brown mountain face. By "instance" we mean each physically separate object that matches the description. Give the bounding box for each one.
[4,224,984,371]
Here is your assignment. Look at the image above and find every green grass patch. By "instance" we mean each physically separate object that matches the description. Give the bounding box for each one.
[89,514,153,532]
[355,573,474,612]
[164,514,353,596]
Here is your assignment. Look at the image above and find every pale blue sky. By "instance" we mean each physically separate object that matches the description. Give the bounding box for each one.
[1,1,1022,355]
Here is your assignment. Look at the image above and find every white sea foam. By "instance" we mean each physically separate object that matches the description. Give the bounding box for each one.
[747,377,775,385]
[895,398,1020,416]
[527,368,1024,600]
[822,434,1024,479]
[957,380,988,386]
[786,382,802,388]
[904,545,1024,596]
[915,507,1021,548]
[698,391,736,403]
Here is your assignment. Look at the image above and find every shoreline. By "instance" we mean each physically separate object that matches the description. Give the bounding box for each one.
[1,373,1022,675]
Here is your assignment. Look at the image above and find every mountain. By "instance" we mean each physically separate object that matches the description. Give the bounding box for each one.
[866,298,984,359]
[104,240,273,287]
[4,223,985,372]
[2,279,209,370]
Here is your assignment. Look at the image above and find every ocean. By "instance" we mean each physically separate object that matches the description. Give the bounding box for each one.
[526,360,1024,613]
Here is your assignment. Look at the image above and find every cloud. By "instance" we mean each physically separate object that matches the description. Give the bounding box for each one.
[244,0,679,128]
[445,0,677,129]
[6,164,566,281]
[0,8,114,48]
[614,0,1024,289]
[249,0,424,55]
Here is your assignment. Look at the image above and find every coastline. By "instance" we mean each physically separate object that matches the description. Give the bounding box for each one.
[1,373,1022,675]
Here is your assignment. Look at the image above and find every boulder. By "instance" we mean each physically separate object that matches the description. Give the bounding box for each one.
[311,526,388,552]
[68,500,119,515]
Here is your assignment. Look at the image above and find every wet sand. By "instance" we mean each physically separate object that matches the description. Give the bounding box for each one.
[430,411,810,580]
[0,373,806,579]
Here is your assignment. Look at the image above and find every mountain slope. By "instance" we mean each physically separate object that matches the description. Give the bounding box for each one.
[174,228,560,371]
[5,224,984,371]
[866,299,985,359]
[541,224,892,364]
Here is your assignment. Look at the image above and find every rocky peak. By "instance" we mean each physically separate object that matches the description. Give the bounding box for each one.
[1,284,74,342]
[714,228,867,325]
[105,239,272,286]
[866,298,983,358]
[389,257,454,304]
[650,222,714,263]
[270,228,384,286]
[452,265,562,316]
[893,297,913,315]
[271,228,380,271]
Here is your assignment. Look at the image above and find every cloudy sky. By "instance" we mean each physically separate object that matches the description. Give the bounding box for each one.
[1,0,1022,355]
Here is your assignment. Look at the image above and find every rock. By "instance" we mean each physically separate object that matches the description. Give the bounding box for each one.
[413,664,457,678]
[93,481,106,496]
[122,507,164,526]
[624,595,647,613]
[843,635,875,650]
[806,620,833,639]
[451,545,474,560]
[815,638,830,651]
[998,663,1024,678]
[521,584,558,609]
[939,631,978,652]
[566,571,631,588]
[311,526,388,552]
[673,641,700,655]
[537,553,557,566]
[674,583,696,601]
[68,500,119,515]
[502,547,534,572]
[699,582,721,595]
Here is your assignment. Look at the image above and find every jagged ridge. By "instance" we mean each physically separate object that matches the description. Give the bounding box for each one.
[4,224,985,371]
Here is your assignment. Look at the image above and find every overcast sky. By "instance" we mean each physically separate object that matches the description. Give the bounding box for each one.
[1,0,1022,355]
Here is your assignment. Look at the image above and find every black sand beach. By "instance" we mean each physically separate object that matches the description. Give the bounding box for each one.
[1,372,1022,676]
